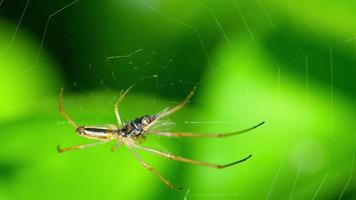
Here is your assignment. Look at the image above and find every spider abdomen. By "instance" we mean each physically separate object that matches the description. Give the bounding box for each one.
[76,126,116,140]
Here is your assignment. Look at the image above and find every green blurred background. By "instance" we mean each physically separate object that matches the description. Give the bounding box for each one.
[1,0,356,199]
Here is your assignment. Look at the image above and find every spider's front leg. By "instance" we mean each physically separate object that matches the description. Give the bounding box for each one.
[114,85,135,126]
[158,86,197,118]
[132,144,252,169]
[148,121,265,138]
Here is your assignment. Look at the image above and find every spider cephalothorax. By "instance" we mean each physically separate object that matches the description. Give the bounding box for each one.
[120,115,158,137]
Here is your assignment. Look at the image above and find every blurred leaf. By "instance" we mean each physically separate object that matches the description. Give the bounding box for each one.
[186,35,356,199]
[0,19,60,122]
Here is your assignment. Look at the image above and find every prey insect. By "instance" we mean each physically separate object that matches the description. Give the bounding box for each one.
[57,85,265,189]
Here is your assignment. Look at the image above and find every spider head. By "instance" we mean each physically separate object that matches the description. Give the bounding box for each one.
[140,115,158,127]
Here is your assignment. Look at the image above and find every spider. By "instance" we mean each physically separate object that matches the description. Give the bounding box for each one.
[57,85,265,189]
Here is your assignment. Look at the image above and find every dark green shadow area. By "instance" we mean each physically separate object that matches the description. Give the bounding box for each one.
[263,23,356,98]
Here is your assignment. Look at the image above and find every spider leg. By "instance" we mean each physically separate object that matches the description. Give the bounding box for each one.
[57,140,110,153]
[126,145,175,189]
[59,88,78,129]
[158,86,197,118]
[148,121,265,138]
[114,85,135,126]
[132,144,252,169]
[111,142,123,152]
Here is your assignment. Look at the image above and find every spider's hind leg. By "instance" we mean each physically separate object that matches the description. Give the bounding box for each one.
[57,140,110,153]
[59,88,79,129]
[111,141,123,152]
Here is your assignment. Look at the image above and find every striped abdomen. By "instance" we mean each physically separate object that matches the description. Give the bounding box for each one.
[76,126,117,140]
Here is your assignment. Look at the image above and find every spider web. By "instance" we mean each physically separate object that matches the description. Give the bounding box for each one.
[1,0,356,200]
